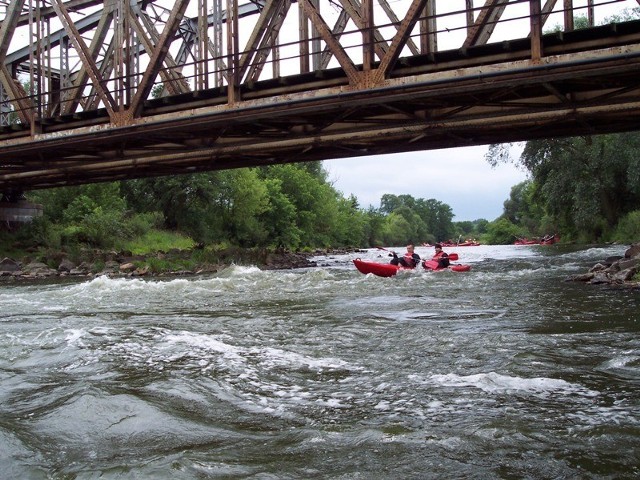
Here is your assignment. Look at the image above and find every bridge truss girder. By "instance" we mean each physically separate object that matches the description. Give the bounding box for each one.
[0,0,640,191]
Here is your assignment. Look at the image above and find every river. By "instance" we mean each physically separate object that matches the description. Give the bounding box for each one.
[1,244,638,479]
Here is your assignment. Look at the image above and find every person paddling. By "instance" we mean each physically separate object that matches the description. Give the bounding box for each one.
[390,244,420,268]
[432,243,450,268]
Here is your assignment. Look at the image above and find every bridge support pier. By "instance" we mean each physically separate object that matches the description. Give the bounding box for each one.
[0,189,42,229]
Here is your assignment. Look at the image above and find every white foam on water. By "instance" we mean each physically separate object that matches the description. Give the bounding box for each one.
[64,329,86,347]
[249,345,353,371]
[598,354,640,378]
[111,329,363,418]
[427,371,598,397]
[164,331,243,356]
[559,245,627,262]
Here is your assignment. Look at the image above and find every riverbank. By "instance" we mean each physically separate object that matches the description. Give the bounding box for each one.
[3,243,639,287]
[568,242,640,289]
[0,247,363,282]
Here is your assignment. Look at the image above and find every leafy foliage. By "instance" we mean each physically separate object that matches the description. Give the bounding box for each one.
[613,210,640,244]
[378,194,455,244]
[521,135,640,241]
[487,132,640,244]
[27,183,137,248]
[485,218,522,245]
[15,157,465,255]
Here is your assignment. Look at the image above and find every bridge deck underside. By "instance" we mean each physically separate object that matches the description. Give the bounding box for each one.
[2,19,640,191]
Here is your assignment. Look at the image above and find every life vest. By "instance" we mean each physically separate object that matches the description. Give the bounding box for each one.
[432,250,449,267]
[402,254,418,268]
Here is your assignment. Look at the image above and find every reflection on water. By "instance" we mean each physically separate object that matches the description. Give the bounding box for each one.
[1,245,639,478]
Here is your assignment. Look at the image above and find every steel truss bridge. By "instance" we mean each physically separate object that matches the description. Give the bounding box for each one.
[1,0,640,198]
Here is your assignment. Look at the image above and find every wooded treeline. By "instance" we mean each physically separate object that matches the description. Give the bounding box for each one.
[14,161,469,254]
[487,131,640,245]
[3,131,640,258]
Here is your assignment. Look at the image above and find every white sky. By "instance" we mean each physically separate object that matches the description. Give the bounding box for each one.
[324,145,528,222]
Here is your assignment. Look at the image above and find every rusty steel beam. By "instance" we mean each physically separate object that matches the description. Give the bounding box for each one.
[51,0,118,119]
[129,3,191,95]
[1,0,640,193]
[464,0,509,48]
[241,0,291,83]
[0,0,32,124]
[298,0,360,86]
[374,0,428,83]
[338,0,389,61]
[129,0,190,118]
[5,91,640,189]
[60,5,115,115]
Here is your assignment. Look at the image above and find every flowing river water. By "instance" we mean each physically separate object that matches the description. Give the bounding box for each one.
[1,244,638,479]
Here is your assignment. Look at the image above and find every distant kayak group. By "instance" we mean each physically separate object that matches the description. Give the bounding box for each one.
[353,243,471,277]
[422,239,480,247]
[514,234,558,245]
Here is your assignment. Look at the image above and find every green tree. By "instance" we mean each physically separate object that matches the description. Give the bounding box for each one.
[502,180,546,235]
[380,194,421,215]
[123,170,271,245]
[258,177,301,248]
[613,210,640,243]
[485,217,523,245]
[259,163,343,248]
[29,182,126,223]
[489,133,640,242]
[27,182,129,247]
[378,194,454,243]
[214,169,269,246]
[332,195,370,247]
[122,174,223,243]
[364,207,386,246]
[521,135,640,241]
[429,200,455,241]
[381,211,414,246]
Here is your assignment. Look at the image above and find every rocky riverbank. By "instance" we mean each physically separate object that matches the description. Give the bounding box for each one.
[568,243,640,289]
[4,244,638,286]
[0,248,362,282]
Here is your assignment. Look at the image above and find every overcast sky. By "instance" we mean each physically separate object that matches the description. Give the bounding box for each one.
[324,145,528,222]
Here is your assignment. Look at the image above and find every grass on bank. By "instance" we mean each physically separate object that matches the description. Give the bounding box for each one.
[1,222,274,274]
[121,231,274,273]
[120,230,195,255]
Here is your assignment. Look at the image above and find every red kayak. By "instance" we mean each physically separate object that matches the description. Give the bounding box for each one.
[353,259,414,277]
[422,260,471,272]
[353,258,470,276]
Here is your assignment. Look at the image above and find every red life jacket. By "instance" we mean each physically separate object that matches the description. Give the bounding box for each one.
[403,253,417,267]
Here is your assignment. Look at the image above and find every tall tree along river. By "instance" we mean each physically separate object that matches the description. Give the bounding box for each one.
[1,245,638,479]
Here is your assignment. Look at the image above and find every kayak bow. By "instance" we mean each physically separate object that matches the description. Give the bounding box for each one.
[353,259,413,277]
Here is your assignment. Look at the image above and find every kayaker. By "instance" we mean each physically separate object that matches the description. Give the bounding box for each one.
[390,244,421,268]
[432,243,450,268]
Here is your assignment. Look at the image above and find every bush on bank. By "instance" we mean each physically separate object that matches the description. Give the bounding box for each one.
[613,210,640,244]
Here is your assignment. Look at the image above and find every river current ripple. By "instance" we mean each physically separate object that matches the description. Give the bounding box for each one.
[1,245,638,479]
